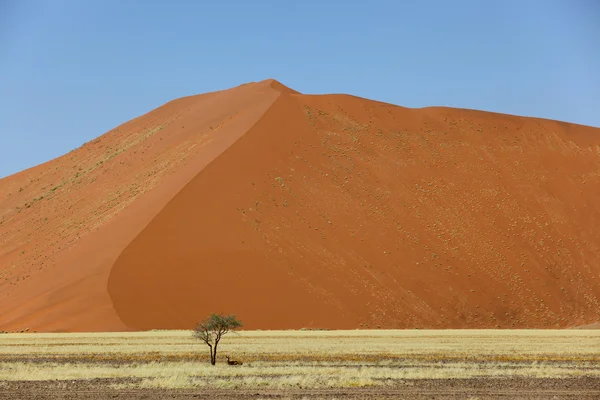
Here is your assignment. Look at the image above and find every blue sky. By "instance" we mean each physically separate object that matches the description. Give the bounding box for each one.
[1,0,599,178]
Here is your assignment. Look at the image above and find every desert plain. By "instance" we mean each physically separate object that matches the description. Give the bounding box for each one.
[1,329,600,399]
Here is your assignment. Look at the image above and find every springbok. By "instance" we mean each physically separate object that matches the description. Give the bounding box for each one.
[226,355,243,366]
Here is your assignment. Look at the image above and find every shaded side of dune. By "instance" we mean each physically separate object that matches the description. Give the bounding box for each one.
[107,92,349,330]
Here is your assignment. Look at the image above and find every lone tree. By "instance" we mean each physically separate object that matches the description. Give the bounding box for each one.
[193,313,243,365]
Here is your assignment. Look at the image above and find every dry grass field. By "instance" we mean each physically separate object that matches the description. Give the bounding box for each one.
[1,329,600,398]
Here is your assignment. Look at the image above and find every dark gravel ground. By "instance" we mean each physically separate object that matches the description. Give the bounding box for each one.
[2,377,600,399]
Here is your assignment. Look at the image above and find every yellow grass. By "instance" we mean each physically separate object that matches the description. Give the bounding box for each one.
[0,329,598,389]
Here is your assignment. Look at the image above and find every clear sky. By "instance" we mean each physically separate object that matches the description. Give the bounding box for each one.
[1,0,599,178]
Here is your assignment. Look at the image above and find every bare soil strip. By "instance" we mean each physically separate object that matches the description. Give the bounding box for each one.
[2,377,600,399]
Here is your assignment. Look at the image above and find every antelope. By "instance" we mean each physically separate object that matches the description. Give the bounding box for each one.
[226,355,243,366]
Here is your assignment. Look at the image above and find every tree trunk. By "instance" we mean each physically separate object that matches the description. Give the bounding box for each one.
[213,342,219,365]
[208,344,215,365]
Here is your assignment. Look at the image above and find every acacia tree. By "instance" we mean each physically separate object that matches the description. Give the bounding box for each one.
[193,313,243,365]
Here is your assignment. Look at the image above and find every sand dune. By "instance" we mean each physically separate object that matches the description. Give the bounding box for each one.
[1,79,599,331]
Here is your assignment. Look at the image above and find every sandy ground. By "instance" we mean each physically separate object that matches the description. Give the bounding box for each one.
[1,330,599,399]
[1,79,600,332]
[3,378,600,399]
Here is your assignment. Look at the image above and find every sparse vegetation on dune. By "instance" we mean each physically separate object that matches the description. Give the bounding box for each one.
[1,330,599,390]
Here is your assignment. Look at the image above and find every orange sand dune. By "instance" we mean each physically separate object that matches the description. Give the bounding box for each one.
[1,79,599,332]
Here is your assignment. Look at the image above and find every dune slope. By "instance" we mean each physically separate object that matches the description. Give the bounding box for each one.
[2,80,600,331]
